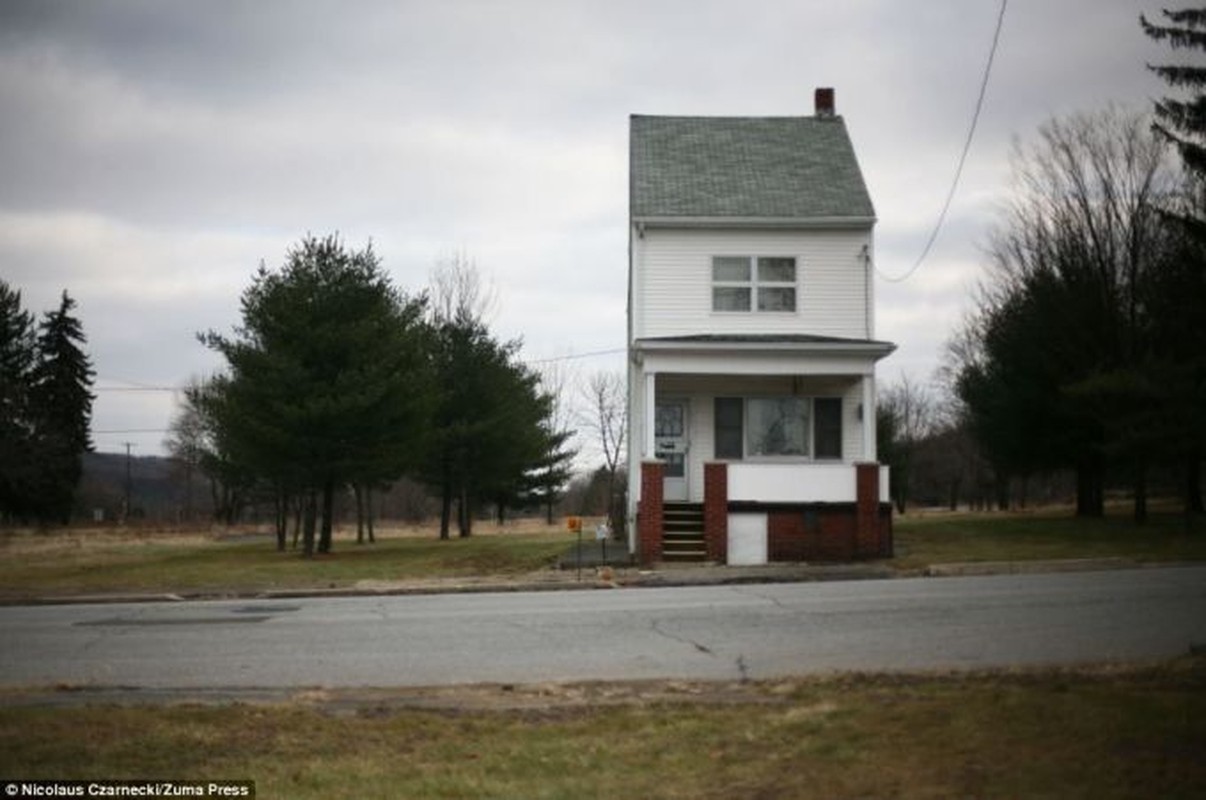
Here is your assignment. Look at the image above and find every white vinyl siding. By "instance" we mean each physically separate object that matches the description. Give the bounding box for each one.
[633,227,871,340]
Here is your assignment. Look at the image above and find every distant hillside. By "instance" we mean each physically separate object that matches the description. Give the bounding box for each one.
[78,451,203,521]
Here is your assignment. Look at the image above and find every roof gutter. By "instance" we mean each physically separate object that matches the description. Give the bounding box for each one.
[632,215,876,230]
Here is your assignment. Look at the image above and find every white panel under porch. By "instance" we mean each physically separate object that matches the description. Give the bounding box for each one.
[727,462,890,504]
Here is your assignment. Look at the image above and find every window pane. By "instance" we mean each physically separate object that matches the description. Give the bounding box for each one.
[757,287,796,312]
[814,397,842,459]
[757,257,796,283]
[748,398,810,456]
[713,287,751,311]
[655,403,684,437]
[712,256,750,282]
[714,397,743,459]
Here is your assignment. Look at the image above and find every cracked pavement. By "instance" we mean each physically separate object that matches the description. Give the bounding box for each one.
[2,567,1204,690]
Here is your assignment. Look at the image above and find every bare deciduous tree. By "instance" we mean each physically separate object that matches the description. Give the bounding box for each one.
[429,251,498,326]
[578,370,626,535]
[878,375,937,514]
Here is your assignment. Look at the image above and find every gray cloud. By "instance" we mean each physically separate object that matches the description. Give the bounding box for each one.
[0,0,1175,454]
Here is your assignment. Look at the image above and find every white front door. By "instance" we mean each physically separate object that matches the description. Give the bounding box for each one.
[655,400,689,501]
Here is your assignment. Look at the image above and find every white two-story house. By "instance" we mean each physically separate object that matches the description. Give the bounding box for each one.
[626,89,895,566]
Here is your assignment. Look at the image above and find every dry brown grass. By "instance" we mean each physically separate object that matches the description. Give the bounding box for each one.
[2,658,1203,799]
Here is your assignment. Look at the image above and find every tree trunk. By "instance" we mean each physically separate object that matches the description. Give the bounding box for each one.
[291,496,302,550]
[184,461,194,524]
[274,491,287,552]
[354,484,365,545]
[439,482,452,540]
[1134,462,1148,526]
[1188,452,1204,515]
[366,486,376,544]
[458,485,473,538]
[302,491,316,557]
[994,473,1010,512]
[1076,458,1105,518]
[318,479,334,553]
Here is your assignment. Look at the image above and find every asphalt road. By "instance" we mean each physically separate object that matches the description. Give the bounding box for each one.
[2,566,1204,689]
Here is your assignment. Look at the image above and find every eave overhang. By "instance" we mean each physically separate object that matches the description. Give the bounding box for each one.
[632,215,876,231]
[633,334,896,361]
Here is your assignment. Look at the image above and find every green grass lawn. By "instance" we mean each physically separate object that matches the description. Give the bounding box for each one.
[893,508,1206,570]
[3,659,1203,799]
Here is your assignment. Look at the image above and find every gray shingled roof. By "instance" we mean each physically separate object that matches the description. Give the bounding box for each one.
[630,115,875,220]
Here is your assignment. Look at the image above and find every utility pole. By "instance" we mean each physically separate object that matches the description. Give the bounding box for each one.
[123,442,134,523]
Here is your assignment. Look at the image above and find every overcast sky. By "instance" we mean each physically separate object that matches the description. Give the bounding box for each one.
[0,0,1178,458]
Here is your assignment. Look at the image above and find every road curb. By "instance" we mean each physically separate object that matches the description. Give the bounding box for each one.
[924,557,1136,577]
[0,557,1183,607]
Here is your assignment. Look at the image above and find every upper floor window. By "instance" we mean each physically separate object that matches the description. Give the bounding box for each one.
[712,256,797,313]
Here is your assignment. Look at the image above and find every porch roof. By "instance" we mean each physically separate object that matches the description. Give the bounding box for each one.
[635,333,895,358]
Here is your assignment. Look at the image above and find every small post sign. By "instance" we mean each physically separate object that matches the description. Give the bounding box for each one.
[567,516,584,580]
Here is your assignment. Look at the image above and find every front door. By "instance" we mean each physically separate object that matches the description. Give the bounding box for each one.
[655,400,689,501]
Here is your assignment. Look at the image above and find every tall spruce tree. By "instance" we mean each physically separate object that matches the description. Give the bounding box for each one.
[1142,7,1206,514]
[1143,8,1206,197]
[0,281,37,520]
[28,291,95,523]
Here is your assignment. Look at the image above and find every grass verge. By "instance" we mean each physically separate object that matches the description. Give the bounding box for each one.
[4,509,1205,598]
[893,509,1206,570]
[2,658,1204,799]
[0,527,572,598]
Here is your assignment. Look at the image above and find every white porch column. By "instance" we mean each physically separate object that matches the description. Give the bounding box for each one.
[644,370,657,458]
[862,373,876,461]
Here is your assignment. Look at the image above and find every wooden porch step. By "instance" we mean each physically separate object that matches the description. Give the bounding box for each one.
[664,503,704,533]
[663,529,707,562]
[661,503,706,561]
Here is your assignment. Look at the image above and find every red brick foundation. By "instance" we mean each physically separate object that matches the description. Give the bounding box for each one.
[856,463,881,557]
[761,503,892,562]
[637,461,664,566]
[703,462,728,563]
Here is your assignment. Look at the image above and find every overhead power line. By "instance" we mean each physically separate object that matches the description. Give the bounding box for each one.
[877,0,1008,284]
[525,347,626,365]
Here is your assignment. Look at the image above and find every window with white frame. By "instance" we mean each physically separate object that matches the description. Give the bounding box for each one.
[714,396,843,459]
[711,256,797,312]
[748,397,810,456]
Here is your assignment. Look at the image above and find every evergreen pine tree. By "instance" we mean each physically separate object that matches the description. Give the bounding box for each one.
[0,281,38,520]
[1142,7,1206,514]
[29,291,95,523]
[1143,8,1206,192]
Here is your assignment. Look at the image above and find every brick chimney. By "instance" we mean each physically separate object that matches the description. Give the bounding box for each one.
[814,87,835,118]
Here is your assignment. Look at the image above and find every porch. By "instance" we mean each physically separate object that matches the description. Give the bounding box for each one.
[636,461,892,566]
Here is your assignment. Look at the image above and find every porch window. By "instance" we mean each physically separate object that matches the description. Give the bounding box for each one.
[714,397,744,459]
[711,256,797,313]
[713,396,843,459]
[748,397,810,456]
